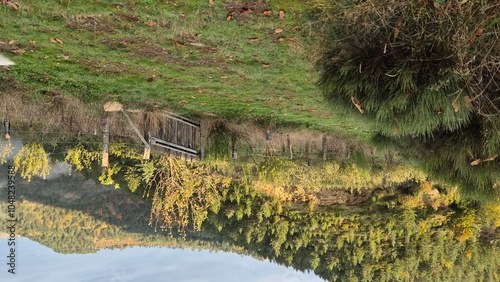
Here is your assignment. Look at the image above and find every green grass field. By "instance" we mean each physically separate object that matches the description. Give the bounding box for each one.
[0,0,374,140]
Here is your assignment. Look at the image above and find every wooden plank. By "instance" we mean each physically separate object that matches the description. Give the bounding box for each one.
[121,110,149,147]
[151,137,198,156]
[164,112,200,127]
[200,123,205,160]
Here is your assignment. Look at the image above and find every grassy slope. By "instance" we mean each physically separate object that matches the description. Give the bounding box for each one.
[0,0,373,140]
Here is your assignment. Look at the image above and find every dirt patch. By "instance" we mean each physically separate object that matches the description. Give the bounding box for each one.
[224,0,270,22]
[67,15,119,33]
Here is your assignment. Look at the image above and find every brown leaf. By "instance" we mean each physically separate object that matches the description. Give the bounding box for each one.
[351,97,364,114]
[277,37,284,42]
[55,38,63,44]
[279,10,285,21]
[50,37,57,43]
[209,0,214,4]
[174,41,187,48]
[240,8,253,16]
[262,63,271,68]
[178,100,188,104]
[453,101,459,112]
[183,52,190,58]
[226,11,234,21]
[144,21,157,27]
[274,28,283,34]
[11,49,25,54]
[393,18,402,40]
[483,154,499,162]
[464,96,473,106]
[8,40,15,45]
[470,159,481,166]
[262,10,272,16]
[5,1,19,10]
[220,75,228,79]
[248,38,259,43]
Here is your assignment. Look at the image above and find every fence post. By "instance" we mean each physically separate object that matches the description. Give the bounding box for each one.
[287,134,292,159]
[102,115,110,168]
[322,135,327,161]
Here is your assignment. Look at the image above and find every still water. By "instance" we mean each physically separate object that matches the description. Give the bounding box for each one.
[0,237,323,282]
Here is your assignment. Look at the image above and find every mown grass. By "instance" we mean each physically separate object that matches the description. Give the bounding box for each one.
[0,0,374,140]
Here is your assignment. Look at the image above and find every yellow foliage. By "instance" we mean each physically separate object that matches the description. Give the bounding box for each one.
[0,141,13,164]
[14,143,51,182]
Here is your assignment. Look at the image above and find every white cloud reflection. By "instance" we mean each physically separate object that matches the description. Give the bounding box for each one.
[1,238,325,282]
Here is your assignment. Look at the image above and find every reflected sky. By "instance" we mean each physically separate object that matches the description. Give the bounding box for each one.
[1,238,325,282]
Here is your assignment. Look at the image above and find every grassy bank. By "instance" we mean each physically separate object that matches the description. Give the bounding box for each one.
[0,0,373,140]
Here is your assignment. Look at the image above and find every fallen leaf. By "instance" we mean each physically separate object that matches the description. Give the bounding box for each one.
[262,10,272,16]
[144,21,157,27]
[178,100,188,104]
[146,75,156,82]
[209,0,214,5]
[189,42,206,47]
[8,40,16,45]
[183,53,190,58]
[453,101,459,112]
[262,63,271,68]
[393,18,402,40]
[220,75,228,79]
[55,38,63,44]
[227,11,235,21]
[464,96,473,106]
[279,10,285,21]
[248,38,259,43]
[470,159,481,166]
[351,96,364,114]
[174,41,187,48]
[240,8,253,16]
[277,37,284,42]
[50,38,57,43]
[5,1,19,10]
[274,28,283,34]
[30,40,36,45]
[11,49,25,54]
[483,154,499,162]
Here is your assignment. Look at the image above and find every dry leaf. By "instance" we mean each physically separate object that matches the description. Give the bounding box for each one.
[103,101,123,112]
[262,63,271,68]
[279,10,285,21]
[248,38,259,43]
[262,10,272,16]
[351,96,364,114]
[50,37,57,43]
[453,101,459,112]
[144,21,157,27]
[227,11,235,21]
[220,75,228,79]
[55,38,63,44]
[178,100,188,104]
[183,53,190,58]
[470,159,481,166]
[393,18,402,40]
[8,40,15,45]
[189,42,206,47]
[174,41,187,48]
[464,96,473,106]
[11,49,25,54]
[483,154,499,162]
[274,28,283,33]
[146,75,156,82]
[240,8,253,16]
[209,0,214,5]
[5,1,19,10]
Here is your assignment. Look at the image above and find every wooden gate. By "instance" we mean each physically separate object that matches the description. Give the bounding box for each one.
[148,113,204,161]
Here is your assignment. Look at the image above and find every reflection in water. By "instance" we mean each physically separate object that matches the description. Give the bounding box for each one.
[0,125,499,282]
[0,237,323,282]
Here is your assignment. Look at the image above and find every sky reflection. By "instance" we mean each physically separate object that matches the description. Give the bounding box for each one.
[1,238,325,282]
